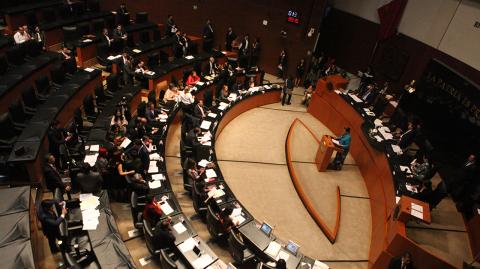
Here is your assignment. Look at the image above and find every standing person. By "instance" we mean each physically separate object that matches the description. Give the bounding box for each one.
[44,154,71,193]
[202,19,214,52]
[174,30,184,58]
[225,27,236,51]
[277,50,287,79]
[166,15,175,37]
[122,55,134,86]
[38,199,68,254]
[332,127,351,170]
[238,35,250,68]
[48,120,66,167]
[250,37,261,68]
[295,58,305,87]
[32,25,46,50]
[282,76,294,106]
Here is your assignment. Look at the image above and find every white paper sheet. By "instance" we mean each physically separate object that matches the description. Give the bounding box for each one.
[410,209,423,219]
[198,159,209,167]
[208,113,217,118]
[120,137,131,148]
[148,181,161,189]
[200,121,212,130]
[178,237,197,253]
[265,241,281,257]
[152,174,166,180]
[160,202,174,215]
[185,55,194,60]
[313,260,330,269]
[276,250,290,261]
[173,222,187,234]
[206,169,217,178]
[89,145,99,152]
[192,254,214,269]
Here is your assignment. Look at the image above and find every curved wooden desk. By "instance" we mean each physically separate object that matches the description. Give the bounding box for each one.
[307,87,457,269]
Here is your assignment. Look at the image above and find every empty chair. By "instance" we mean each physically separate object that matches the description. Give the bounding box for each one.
[117,13,130,26]
[131,192,146,229]
[206,204,227,240]
[62,26,79,49]
[147,53,160,68]
[35,75,53,95]
[9,100,31,127]
[228,230,256,264]
[107,74,119,92]
[63,58,78,76]
[0,112,21,147]
[136,12,148,24]
[83,94,98,120]
[22,87,45,110]
[41,8,57,23]
[91,18,105,35]
[159,50,169,64]
[159,248,186,269]
[143,219,159,256]
[153,29,161,41]
[0,56,9,75]
[139,31,150,44]
[6,46,26,66]
[71,2,85,16]
[76,22,90,37]
[126,34,135,48]
[87,0,100,12]
[51,65,66,86]
[105,14,116,29]
[24,12,38,27]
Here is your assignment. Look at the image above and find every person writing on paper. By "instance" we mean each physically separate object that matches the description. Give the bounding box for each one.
[194,99,207,120]
[146,102,166,124]
[143,195,164,226]
[111,109,128,133]
[186,70,201,86]
[388,252,413,269]
[153,219,175,250]
[332,127,351,170]
[408,154,429,183]
[38,199,68,253]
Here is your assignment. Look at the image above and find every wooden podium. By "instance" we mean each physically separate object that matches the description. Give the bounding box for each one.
[395,195,431,224]
[315,135,343,172]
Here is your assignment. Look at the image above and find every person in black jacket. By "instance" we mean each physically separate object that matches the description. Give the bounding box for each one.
[202,19,214,52]
[44,154,71,193]
[388,252,413,269]
[76,163,103,194]
[277,50,287,79]
[282,76,294,106]
[153,219,175,250]
[225,27,236,51]
[138,136,152,175]
[48,120,66,167]
[38,199,68,253]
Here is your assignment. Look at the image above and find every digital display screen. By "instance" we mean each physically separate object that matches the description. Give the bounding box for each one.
[260,222,273,236]
[287,10,300,24]
[286,240,300,255]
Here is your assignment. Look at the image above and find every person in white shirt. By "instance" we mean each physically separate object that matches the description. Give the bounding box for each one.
[102,28,112,46]
[177,85,195,105]
[14,26,31,45]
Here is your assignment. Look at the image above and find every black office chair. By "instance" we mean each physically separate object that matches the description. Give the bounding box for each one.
[143,219,160,256]
[159,50,169,64]
[62,26,79,49]
[107,74,120,92]
[148,53,160,68]
[63,58,78,77]
[130,191,146,230]
[94,86,108,108]
[35,75,54,95]
[83,94,98,121]
[160,248,188,269]
[117,13,130,26]
[153,29,162,41]
[9,99,33,127]
[41,8,57,24]
[0,56,9,75]
[105,14,116,29]
[206,204,226,240]
[87,0,100,12]
[76,22,90,37]
[54,188,82,226]
[23,86,46,107]
[5,46,26,66]
[91,19,105,35]
[136,12,148,24]
[139,31,150,45]
[58,221,93,266]
[51,65,67,87]
[228,230,256,265]
[0,112,21,148]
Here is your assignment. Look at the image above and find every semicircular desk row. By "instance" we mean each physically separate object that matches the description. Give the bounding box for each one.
[306,76,459,269]
[77,63,266,268]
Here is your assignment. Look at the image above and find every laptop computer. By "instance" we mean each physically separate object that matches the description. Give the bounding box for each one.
[260,222,273,237]
[285,240,300,256]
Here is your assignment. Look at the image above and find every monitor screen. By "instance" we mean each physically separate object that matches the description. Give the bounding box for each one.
[287,10,300,24]
[285,240,300,255]
[260,222,273,236]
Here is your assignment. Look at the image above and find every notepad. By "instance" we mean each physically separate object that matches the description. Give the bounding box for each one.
[160,202,174,215]
[120,137,131,148]
[178,237,197,253]
[411,203,423,213]
[185,55,194,60]
[90,145,99,152]
[152,174,165,181]
[232,215,246,225]
[148,180,161,189]
[206,169,217,178]
[173,222,187,234]
[265,241,281,258]
[276,250,290,261]
[192,254,214,269]
[410,209,423,220]
[198,159,209,167]
[201,121,212,130]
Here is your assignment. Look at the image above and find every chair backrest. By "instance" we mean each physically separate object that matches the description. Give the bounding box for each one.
[64,252,80,267]
[105,14,116,29]
[143,219,157,255]
[76,22,91,37]
[153,29,161,41]
[8,99,27,124]
[22,87,39,108]
[159,249,177,269]
[63,58,77,75]
[140,31,150,44]
[24,12,38,27]
[137,102,146,118]
[91,19,105,34]
[35,75,50,94]
[0,112,19,140]
[107,74,119,92]
[6,46,25,66]
[51,65,66,85]
[136,12,148,24]
[95,86,106,101]
[62,26,79,48]
[228,230,246,262]
[83,95,95,113]
[148,53,159,68]
[148,90,157,105]
[206,204,223,238]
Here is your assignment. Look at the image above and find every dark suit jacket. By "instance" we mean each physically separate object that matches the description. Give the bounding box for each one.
[398,129,416,149]
[38,205,64,237]
[138,145,150,173]
[44,164,65,192]
[113,29,126,39]
[388,256,413,269]
[77,171,103,194]
[225,31,236,50]
[146,108,160,123]
[193,104,206,119]
[279,54,287,68]
[203,24,214,39]
[239,39,250,56]
[153,227,176,249]
[204,61,218,76]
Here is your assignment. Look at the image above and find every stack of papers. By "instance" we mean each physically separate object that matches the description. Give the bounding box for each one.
[178,237,197,253]
[348,93,363,103]
[192,254,214,269]
[391,144,403,155]
[145,70,155,76]
[410,202,424,219]
[198,159,210,167]
[84,154,98,167]
[218,102,229,111]
[160,201,174,215]
[79,194,100,230]
[148,161,159,173]
[173,222,187,234]
[148,181,161,189]
[208,113,217,118]
[90,145,100,152]
[227,93,237,102]
[405,183,418,193]
[83,39,92,43]
[373,119,383,127]
[185,55,194,60]
[84,67,95,72]
[152,174,166,181]
[374,135,383,142]
[206,169,217,178]
[132,49,142,53]
[200,121,212,130]
[196,81,205,86]
[120,137,131,148]
[378,127,393,140]
[207,188,225,198]
[265,241,282,257]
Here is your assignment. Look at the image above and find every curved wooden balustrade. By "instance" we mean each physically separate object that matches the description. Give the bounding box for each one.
[285,118,341,244]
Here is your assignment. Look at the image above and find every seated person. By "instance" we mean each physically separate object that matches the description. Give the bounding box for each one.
[219,84,230,102]
[204,56,218,76]
[14,26,31,44]
[388,252,413,269]
[193,99,207,120]
[111,109,129,134]
[185,127,202,147]
[76,163,103,194]
[135,60,148,74]
[101,28,112,47]
[113,24,127,40]
[215,205,236,233]
[143,195,164,226]
[44,154,71,193]
[178,85,195,105]
[125,172,149,194]
[163,84,179,104]
[186,70,201,85]
[302,82,314,106]
[153,219,176,250]
[146,102,166,124]
[38,199,68,253]
[408,155,429,182]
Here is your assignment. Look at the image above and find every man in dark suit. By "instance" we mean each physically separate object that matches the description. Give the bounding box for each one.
[193,99,207,120]
[225,27,236,51]
[76,163,103,194]
[44,154,71,193]
[238,35,250,68]
[166,15,175,37]
[388,252,413,269]
[202,19,214,52]
[113,24,127,40]
[174,30,184,58]
[120,53,134,86]
[32,25,46,50]
[38,199,68,253]
[146,102,165,125]
[138,136,152,175]
[48,120,66,168]
[204,56,218,76]
[397,122,416,149]
[282,76,294,106]
[153,219,175,250]
[100,28,112,47]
